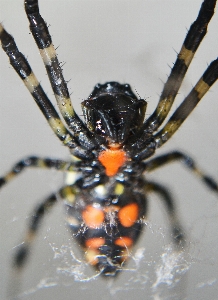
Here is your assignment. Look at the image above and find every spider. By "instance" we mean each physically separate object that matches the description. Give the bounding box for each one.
[0,0,218,280]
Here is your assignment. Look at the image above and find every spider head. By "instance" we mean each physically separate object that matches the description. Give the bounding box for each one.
[82,82,147,145]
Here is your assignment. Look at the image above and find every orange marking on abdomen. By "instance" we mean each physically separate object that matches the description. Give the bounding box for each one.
[98,148,127,176]
[82,205,105,228]
[118,203,139,227]
[85,237,105,249]
[114,236,133,248]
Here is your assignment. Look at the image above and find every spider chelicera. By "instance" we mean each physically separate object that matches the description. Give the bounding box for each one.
[0,0,218,280]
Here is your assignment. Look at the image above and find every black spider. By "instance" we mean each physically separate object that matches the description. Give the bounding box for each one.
[0,0,218,282]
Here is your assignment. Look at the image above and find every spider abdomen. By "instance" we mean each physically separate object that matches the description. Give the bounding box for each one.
[66,184,147,276]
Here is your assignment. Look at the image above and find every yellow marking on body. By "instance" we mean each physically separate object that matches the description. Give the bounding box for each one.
[48,117,67,136]
[62,186,76,203]
[39,44,56,65]
[65,171,77,185]
[120,249,130,262]
[63,134,74,146]
[5,171,16,182]
[37,158,47,168]
[0,23,4,35]
[70,155,81,162]
[55,95,75,117]
[161,120,182,136]
[195,78,210,99]
[114,183,124,196]
[94,184,107,197]
[87,121,94,132]
[25,230,36,243]
[178,45,194,67]
[66,215,80,227]
[193,167,204,178]
[85,249,99,266]
[156,95,173,117]
[23,72,39,93]
[48,118,74,145]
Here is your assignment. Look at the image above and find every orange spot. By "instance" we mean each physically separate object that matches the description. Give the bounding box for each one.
[82,205,104,228]
[118,203,139,227]
[85,237,105,249]
[98,149,127,176]
[115,236,133,248]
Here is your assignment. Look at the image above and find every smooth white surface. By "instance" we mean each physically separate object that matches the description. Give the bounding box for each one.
[0,1,218,299]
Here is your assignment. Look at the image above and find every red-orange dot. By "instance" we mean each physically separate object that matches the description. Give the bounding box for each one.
[98,149,127,176]
[85,237,105,249]
[118,203,139,227]
[114,237,133,248]
[82,205,104,228]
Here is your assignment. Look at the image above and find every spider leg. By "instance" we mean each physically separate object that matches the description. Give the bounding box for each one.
[154,59,218,147]
[12,185,78,270]
[145,181,185,246]
[24,0,95,149]
[0,25,76,150]
[142,0,217,134]
[0,24,93,158]
[144,150,218,193]
[0,156,79,189]
[8,185,78,298]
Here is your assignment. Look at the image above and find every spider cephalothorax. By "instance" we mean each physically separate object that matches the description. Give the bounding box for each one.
[83,82,147,145]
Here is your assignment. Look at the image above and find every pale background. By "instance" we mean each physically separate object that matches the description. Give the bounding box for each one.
[0,1,218,299]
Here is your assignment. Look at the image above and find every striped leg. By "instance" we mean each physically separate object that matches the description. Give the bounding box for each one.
[13,185,78,270]
[24,0,94,149]
[145,181,185,246]
[0,25,74,148]
[9,185,78,298]
[0,24,93,159]
[144,151,218,193]
[0,156,79,189]
[142,0,217,134]
[155,59,218,147]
